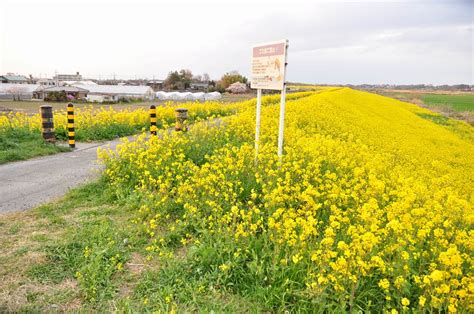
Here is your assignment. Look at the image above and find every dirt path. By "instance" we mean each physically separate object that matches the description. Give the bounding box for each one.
[0,138,131,213]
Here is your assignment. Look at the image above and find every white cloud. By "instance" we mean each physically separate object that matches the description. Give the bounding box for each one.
[0,0,472,84]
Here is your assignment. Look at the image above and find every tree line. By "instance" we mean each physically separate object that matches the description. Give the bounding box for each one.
[164,69,247,92]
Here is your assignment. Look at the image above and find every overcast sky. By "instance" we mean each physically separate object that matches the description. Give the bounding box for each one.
[0,0,472,84]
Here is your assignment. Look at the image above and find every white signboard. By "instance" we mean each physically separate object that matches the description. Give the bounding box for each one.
[251,39,289,160]
[251,40,288,90]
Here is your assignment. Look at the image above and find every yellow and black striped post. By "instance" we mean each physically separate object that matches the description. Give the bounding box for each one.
[150,105,157,135]
[40,105,55,142]
[67,103,75,148]
[175,108,188,132]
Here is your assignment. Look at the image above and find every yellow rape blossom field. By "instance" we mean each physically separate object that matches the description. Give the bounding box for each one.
[97,88,473,312]
[0,88,472,312]
[0,102,240,163]
[0,102,240,141]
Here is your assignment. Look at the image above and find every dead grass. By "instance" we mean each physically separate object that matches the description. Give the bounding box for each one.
[0,210,78,311]
[0,181,121,311]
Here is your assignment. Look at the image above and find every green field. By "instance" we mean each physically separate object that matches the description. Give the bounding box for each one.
[373,90,474,124]
[421,94,474,112]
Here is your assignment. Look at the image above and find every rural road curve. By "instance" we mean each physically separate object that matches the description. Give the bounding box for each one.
[0,137,133,214]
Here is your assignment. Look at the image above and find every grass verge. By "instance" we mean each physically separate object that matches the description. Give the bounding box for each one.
[0,179,262,312]
[0,128,70,164]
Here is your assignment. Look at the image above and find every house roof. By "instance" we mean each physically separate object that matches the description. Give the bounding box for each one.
[42,86,89,92]
[63,80,97,86]
[1,75,28,82]
[76,84,153,95]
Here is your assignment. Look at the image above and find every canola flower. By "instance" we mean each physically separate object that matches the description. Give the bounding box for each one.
[0,102,240,141]
[0,92,313,142]
[99,88,473,312]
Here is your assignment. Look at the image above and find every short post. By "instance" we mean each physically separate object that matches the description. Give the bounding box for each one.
[67,103,75,148]
[40,105,55,142]
[150,105,157,135]
[175,108,188,131]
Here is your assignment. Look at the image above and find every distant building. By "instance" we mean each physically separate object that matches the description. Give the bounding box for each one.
[147,80,165,91]
[53,72,82,81]
[34,86,89,100]
[190,82,209,91]
[0,75,29,84]
[37,79,57,87]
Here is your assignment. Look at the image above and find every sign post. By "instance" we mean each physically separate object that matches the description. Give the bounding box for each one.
[255,88,262,161]
[250,39,288,161]
[277,82,286,158]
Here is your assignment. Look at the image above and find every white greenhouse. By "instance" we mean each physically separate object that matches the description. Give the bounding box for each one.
[153,91,222,102]
[0,84,41,100]
[192,92,205,101]
[204,91,222,100]
[80,84,155,102]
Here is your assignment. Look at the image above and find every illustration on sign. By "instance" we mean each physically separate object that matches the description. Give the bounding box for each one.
[251,40,288,90]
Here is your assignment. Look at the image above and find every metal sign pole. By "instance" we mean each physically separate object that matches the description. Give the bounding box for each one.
[277,41,289,159]
[255,89,262,162]
[277,85,286,158]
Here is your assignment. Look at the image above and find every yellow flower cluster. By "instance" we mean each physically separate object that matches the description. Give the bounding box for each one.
[99,88,473,311]
[0,102,241,141]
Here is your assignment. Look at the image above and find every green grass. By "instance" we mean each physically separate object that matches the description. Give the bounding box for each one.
[0,128,70,164]
[421,94,474,112]
[0,180,132,310]
[0,178,271,311]
[416,112,450,126]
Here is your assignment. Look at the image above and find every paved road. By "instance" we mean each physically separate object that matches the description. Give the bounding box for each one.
[0,138,132,213]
